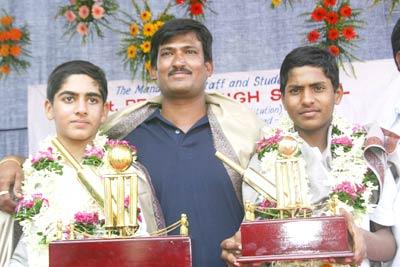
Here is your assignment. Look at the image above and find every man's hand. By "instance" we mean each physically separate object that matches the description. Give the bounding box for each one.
[221,230,242,267]
[0,157,24,214]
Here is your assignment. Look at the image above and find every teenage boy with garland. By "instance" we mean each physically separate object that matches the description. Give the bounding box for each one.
[7,60,160,267]
[0,19,264,266]
[221,46,398,267]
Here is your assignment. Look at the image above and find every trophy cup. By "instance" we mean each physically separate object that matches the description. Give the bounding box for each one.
[49,139,192,267]
[216,135,353,264]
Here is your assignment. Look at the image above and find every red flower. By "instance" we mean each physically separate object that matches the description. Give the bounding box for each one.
[325,11,339,24]
[190,2,204,15]
[311,7,326,22]
[327,28,339,41]
[342,26,356,41]
[323,0,336,7]
[339,4,352,17]
[328,45,340,56]
[307,30,320,42]
[176,0,185,4]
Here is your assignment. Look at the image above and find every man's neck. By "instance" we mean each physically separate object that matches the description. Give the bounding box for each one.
[57,137,91,162]
[161,94,207,133]
[297,126,329,153]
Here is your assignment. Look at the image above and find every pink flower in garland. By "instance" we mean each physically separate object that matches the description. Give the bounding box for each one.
[331,136,353,148]
[84,145,104,159]
[332,181,357,200]
[107,139,137,154]
[74,211,99,225]
[256,129,283,153]
[31,147,55,165]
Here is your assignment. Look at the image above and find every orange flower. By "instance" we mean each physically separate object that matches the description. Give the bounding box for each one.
[0,64,10,74]
[144,60,151,73]
[311,7,326,22]
[154,20,165,31]
[141,10,152,22]
[323,0,336,7]
[130,23,139,36]
[328,44,340,56]
[339,4,352,17]
[325,11,339,25]
[140,41,151,53]
[342,26,356,41]
[76,22,88,36]
[0,31,6,41]
[127,45,137,59]
[307,30,320,42]
[0,44,10,57]
[190,2,204,16]
[1,16,13,26]
[10,45,21,57]
[327,28,339,41]
[143,23,155,37]
[8,28,22,41]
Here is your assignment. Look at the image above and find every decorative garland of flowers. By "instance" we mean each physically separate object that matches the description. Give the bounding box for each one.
[175,0,215,18]
[305,0,363,75]
[0,11,30,79]
[118,0,175,82]
[256,115,378,221]
[57,0,119,43]
[14,133,142,260]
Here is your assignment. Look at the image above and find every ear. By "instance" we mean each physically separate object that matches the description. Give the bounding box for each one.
[334,84,344,105]
[205,61,214,78]
[396,51,400,70]
[100,102,109,124]
[149,65,157,81]
[44,100,55,120]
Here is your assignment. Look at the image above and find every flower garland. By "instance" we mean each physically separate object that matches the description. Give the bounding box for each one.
[256,115,378,221]
[0,11,30,79]
[14,133,143,265]
[305,0,363,75]
[57,0,119,43]
[118,0,175,82]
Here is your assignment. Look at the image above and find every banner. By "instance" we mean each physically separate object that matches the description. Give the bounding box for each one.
[28,58,398,154]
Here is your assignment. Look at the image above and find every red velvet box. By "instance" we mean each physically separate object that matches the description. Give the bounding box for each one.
[238,216,353,264]
[49,235,192,267]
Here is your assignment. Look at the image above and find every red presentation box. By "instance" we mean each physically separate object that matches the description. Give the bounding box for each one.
[49,235,192,267]
[238,216,353,264]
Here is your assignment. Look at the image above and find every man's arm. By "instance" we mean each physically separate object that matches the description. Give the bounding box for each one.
[0,155,25,214]
[364,223,396,262]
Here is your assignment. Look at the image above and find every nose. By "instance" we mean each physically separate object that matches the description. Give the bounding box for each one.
[75,98,88,115]
[301,88,315,105]
[172,51,186,68]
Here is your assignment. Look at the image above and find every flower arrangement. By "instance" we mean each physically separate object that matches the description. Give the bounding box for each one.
[175,0,214,18]
[73,211,100,235]
[305,0,363,74]
[0,11,30,79]
[255,115,378,221]
[57,0,119,43]
[118,0,174,81]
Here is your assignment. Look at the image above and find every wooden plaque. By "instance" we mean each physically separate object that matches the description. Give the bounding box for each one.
[238,216,353,263]
[49,235,192,267]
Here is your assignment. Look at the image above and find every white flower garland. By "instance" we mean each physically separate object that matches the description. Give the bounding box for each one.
[17,132,144,267]
[257,115,378,221]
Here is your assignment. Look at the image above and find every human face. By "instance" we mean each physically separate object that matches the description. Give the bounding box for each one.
[45,74,108,146]
[150,32,213,99]
[282,66,342,138]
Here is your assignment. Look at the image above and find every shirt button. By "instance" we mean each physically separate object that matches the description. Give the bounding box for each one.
[175,129,180,134]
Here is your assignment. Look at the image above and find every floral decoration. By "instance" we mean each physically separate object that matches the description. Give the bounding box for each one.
[73,211,100,235]
[305,0,363,74]
[57,0,119,43]
[0,11,30,79]
[175,0,214,18]
[14,193,49,222]
[30,147,64,175]
[255,115,378,221]
[118,0,174,81]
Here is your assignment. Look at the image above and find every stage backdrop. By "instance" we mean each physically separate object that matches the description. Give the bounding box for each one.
[28,58,397,154]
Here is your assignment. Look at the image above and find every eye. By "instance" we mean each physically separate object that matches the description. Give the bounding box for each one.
[288,88,301,95]
[160,51,173,57]
[62,96,74,103]
[186,49,197,54]
[88,97,100,104]
[313,85,325,92]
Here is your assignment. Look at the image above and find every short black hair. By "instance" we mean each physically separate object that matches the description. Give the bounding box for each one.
[47,60,108,103]
[391,17,400,71]
[279,46,339,94]
[150,18,213,68]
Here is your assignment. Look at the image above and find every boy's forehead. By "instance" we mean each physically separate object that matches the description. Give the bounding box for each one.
[56,75,101,95]
[287,66,328,83]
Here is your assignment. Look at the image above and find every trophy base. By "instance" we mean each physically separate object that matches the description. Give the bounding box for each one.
[49,235,192,267]
[237,216,353,263]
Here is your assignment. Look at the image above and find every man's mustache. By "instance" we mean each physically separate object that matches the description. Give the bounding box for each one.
[168,68,192,76]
